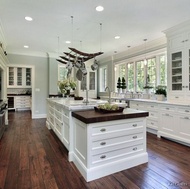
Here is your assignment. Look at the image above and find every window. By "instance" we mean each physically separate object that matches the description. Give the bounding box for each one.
[119,64,126,78]
[58,65,68,81]
[127,63,134,91]
[159,55,167,85]
[136,60,144,91]
[99,66,107,92]
[147,57,156,88]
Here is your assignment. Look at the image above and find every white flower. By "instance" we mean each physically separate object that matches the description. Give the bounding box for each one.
[58,78,77,94]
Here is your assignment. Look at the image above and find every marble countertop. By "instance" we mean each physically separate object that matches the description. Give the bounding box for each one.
[47,98,127,111]
[72,108,149,124]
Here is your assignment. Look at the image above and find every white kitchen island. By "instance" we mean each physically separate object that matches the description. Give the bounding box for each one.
[46,98,148,182]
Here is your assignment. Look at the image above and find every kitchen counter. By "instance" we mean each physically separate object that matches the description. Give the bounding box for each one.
[72,108,148,124]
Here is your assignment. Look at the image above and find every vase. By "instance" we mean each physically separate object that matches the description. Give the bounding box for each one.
[63,90,70,98]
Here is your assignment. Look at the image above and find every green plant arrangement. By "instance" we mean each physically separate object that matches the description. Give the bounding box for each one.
[121,77,126,89]
[155,85,167,97]
[57,78,77,95]
[117,77,122,89]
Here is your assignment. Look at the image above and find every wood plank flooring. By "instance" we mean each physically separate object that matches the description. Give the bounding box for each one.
[0,111,190,189]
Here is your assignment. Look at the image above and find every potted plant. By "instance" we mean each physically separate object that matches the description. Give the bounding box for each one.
[121,77,127,93]
[143,75,153,94]
[155,85,167,101]
[117,77,122,93]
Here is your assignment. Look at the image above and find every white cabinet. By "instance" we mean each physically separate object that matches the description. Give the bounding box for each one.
[7,67,31,88]
[15,96,31,111]
[164,22,190,102]
[46,101,70,151]
[72,117,147,182]
[130,101,159,130]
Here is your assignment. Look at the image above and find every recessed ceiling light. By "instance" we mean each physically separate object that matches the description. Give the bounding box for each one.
[115,36,120,39]
[96,6,104,12]
[25,16,33,21]
[24,45,29,48]
[65,41,71,44]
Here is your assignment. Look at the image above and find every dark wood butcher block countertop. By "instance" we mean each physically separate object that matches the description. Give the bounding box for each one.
[72,108,149,124]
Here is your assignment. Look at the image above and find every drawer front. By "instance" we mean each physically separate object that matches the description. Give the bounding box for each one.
[92,133,143,155]
[92,121,143,136]
[177,107,190,114]
[55,104,63,113]
[130,102,144,110]
[54,110,63,122]
[160,105,176,112]
[49,114,54,125]
[63,109,69,118]
[91,121,144,141]
[55,118,63,134]
[148,110,159,119]
[49,106,54,115]
[146,103,158,110]
[91,143,144,165]
[146,119,158,130]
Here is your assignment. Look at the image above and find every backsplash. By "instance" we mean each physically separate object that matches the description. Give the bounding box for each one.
[7,88,31,95]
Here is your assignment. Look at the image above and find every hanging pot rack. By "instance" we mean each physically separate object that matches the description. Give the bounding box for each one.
[56,47,103,65]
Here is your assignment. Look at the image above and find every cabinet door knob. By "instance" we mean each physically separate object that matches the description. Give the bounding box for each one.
[185,110,189,112]
[132,124,137,127]
[133,136,137,139]
[100,142,106,145]
[100,155,106,159]
[133,147,137,151]
[100,128,106,132]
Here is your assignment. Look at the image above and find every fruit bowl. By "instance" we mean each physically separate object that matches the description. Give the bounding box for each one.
[94,106,124,113]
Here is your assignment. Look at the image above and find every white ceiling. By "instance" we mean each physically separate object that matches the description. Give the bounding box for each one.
[1,0,190,59]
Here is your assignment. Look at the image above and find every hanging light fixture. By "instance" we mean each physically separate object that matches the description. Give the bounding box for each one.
[144,39,147,65]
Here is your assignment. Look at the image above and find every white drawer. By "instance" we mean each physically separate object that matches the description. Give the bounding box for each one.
[160,105,176,112]
[55,104,63,113]
[146,103,158,110]
[148,110,159,119]
[91,143,144,165]
[92,133,143,155]
[146,119,158,130]
[55,118,63,133]
[54,110,63,122]
[177,107,190,114]
[62,109,69,118]
[49,115,54,124]
[49,106,54,115]
[91,121,144,141]
[49,102,54,108]
[92,121,143,136]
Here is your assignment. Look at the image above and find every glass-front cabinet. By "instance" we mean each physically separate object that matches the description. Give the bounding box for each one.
[7,67,32,88]
[171,51,182,91]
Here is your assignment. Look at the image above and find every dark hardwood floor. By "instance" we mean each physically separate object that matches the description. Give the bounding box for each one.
[0,111,190,189]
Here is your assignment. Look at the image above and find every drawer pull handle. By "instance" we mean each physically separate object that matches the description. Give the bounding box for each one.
[100,155,106,159]
[100,142,106,145]
[100,128,106,132]
[133,136,137,139]
[185,110,189,112]
[151,106,154,108]
[132,124,137,127]
[151,113,154,116]
[133,147,137,151]
[175,96,179,98]
[184,117,189,120]
[166,108,170,110]
[151,122,154,125]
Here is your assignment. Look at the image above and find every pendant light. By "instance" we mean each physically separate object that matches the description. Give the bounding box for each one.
[144,39,147,65]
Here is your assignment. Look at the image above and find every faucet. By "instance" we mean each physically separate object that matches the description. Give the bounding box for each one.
[105,86,111,104]
[83,87,89,105]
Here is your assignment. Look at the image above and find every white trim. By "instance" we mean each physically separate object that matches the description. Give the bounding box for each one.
[7,51,48,58]
[32,113,47,119]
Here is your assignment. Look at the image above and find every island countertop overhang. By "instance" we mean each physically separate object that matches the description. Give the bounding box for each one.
[72,108,149,124]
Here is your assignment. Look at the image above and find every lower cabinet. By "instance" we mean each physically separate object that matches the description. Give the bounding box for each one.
[46,100,70,151]
[15,96,31,111]
[130,100,190,145]
[72,117,148,182]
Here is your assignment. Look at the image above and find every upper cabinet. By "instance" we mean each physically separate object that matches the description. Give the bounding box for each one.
[7,67,31,88]
[164,20,190,102]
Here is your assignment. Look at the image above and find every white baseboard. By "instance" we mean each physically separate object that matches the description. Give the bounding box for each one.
[32,113,47,119]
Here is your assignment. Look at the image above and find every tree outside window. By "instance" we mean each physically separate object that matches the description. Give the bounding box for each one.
[127,63,134,91]
[160,55,167,85]
[136,60,144,91]
[147,57,156,88]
